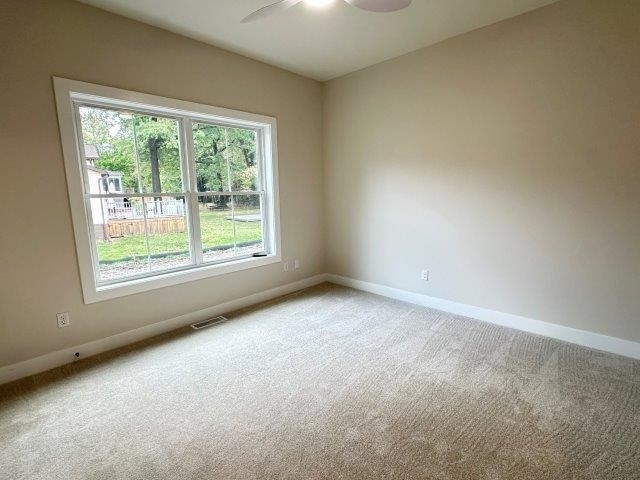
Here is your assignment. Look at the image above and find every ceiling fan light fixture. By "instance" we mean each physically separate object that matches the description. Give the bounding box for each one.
[304,0,335,7]
[241,0,411,23]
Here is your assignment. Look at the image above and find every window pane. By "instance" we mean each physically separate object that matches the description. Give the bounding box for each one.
[198,195,236,262]
[226,127,258,191]
[144,198,192,272]
[78,106,183,195]
[78,106,139,194]
[192,124,258,192]
[94,197,150,281]
[192,123,230,192]
[133,114,183,194]
[233,194,264,255]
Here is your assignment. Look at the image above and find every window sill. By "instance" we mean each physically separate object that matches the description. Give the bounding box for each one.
[84,254,281,304]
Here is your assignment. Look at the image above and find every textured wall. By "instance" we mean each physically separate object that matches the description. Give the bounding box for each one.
[323,0,640,342]
[0,0,325,366]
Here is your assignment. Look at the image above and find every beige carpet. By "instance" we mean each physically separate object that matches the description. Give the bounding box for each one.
[1,283,639,479]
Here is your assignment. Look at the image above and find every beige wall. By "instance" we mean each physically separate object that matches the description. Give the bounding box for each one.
[0,0,324,366]
[1,0,639,370]
[323,0,640,342]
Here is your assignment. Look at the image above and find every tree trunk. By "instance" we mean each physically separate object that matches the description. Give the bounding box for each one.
[148,137,162,206]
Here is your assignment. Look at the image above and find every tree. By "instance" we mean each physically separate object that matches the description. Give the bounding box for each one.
[78,107,119,155]
[79,107,257,202]
[192,124,257,199]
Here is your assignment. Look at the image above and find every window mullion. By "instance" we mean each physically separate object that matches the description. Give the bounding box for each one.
[188,194,203,265]
[181,118,203,265]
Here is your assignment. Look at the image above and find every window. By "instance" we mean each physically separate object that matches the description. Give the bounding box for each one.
[54,78,280,303]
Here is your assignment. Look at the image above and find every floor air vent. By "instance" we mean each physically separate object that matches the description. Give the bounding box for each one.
[191,316,228,330]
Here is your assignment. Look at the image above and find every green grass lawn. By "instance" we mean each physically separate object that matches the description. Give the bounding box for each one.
[97,208,261,262]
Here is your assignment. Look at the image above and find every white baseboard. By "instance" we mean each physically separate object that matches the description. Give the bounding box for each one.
[3,272,637,385]
[0,274,329,385]
[326,274,640,360]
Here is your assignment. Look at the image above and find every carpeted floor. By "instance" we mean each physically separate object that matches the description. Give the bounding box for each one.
[1,283,639,479]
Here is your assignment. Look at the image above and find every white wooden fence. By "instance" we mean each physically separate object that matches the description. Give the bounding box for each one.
[106,199,185,220]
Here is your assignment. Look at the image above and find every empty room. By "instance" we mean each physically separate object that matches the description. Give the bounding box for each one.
[1,0,638,478]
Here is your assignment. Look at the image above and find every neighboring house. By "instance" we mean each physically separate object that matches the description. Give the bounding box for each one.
[85,144,123,195]
[85,144,124,240]
[84,144,185,241]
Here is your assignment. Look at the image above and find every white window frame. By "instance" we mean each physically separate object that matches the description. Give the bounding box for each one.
[54,77,281,303]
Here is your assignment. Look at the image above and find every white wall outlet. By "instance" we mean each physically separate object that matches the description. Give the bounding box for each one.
[283,261,290,272]
[294,259,300,270]
[421,269,430,281]
[56,312,70,328]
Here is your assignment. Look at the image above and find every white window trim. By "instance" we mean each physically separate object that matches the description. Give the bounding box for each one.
[53,77,281,304]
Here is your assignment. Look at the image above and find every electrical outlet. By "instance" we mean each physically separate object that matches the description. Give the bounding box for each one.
[283,261,290,272]
[56,312,70,328]
[294,259,300,270]
[421,269,430,281]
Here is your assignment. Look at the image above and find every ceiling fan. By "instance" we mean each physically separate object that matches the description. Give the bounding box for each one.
[241,0,412,23]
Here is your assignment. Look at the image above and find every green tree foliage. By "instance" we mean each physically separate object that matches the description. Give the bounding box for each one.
[192,123,257,195]
[79,107,257,197]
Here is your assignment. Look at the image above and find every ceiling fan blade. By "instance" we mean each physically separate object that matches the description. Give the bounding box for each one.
[344,0,412,13]
[241,0,304,23]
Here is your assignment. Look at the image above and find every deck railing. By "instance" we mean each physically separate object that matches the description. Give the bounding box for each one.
[106,199,185,220]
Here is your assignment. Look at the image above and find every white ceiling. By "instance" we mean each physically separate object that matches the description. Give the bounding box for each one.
[78,0,559,81]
